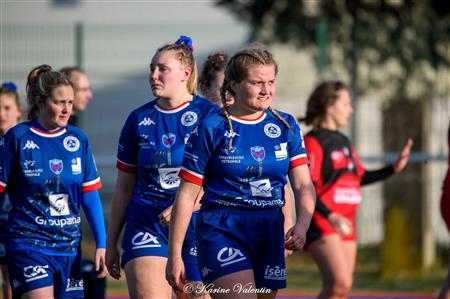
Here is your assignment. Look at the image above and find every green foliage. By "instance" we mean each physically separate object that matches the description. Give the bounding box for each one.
[217,0,450,100]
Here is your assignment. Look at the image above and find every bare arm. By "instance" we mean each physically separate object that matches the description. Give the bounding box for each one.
[166,179,201,291]
[105,170,136,279]
[282,185,294,256]
[285,164,316,250]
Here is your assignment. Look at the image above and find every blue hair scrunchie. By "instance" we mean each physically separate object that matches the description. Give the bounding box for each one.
[175,35,194,52]
[1,82,17,92]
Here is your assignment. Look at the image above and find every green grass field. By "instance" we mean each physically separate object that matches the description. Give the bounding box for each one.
[103,246,447,295]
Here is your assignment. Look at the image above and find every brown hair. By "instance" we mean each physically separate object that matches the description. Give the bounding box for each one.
[220,44,291,150]
[198,53,228,92]
[26,64,72,120]
[301,81,348,129]
[59,66,85,87]
[0,83,20,110]
[156,43,198,94]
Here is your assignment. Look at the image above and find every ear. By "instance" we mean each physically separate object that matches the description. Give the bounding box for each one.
[229,81,238,94]
[182,66,192,82]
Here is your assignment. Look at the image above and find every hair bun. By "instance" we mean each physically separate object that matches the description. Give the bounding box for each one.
[175,35,194,52]
[1,82,18,92]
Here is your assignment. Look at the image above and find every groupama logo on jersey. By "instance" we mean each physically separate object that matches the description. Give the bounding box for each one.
[162,133,176,148]
[250,146,265,162]
[49,159,63,175]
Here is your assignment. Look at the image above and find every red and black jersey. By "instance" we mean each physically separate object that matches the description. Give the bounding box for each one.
[304,129,365,243]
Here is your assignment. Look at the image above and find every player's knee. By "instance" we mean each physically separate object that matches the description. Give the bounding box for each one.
[327,276,352,297]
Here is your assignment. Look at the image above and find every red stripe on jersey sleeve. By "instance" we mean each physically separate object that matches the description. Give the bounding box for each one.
[0,181,6,193]
[289,156,309,169]
[116,160,137,173]
[179,169,203,186]
[82,178,102,192]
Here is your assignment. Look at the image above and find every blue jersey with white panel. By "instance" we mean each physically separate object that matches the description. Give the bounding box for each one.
[179,110,308,209]
[116,95,218,208]
[0,121,102,255]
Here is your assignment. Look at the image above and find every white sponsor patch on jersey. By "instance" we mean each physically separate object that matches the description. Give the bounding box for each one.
[158,167,180,189]
[49,194,70,216]
[249,179,273,198]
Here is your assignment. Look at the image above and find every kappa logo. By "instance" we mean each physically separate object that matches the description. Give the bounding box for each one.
[138,117,155,126]
[189,246,197,256]
[264,123,281,138]
[181,111,198,126]
[63,136,80,152]
[217,247,246,267]
[23,265,49,282]
[22,140,40,150]
[131,232,161,249]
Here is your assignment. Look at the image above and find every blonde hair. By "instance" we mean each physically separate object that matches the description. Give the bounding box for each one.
[156,43,198,94]
[220,44,291,150]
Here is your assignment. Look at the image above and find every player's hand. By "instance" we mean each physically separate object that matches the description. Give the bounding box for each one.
[158,205,173,227]
[393,138,413,173]
[166,256,186,293]
[284,223,307,250]
[105,245,121,280]
[328,212,352,236]
[95,248,108,278]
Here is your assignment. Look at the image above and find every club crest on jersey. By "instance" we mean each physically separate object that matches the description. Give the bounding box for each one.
[264,123,281,138]
[181,111,198,126]
[49,159,63,175]
[251,146,265,162]
[63,136,80,152]
[162,133,176,148]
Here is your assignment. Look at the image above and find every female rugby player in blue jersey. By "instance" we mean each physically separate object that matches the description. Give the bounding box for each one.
[167,44,316,299]
[0,65,107,299]
[105,36,218,299]
[0,82,22,299]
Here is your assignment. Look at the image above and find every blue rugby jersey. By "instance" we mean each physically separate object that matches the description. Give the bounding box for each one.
[116,95,218,208]
[0,121,102,255]
[179,110,308,209]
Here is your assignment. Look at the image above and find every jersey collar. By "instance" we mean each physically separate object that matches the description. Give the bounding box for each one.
[155,100,191,114]
[229,111,267,124]
[30,121,67,138]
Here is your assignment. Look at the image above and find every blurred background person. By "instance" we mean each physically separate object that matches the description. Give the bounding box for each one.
[300,81,413,299]
[105,36,217,299]
[60,67,93,126]
[0,65,107,299]
[198,52,229,106]
[0,81,22,299]
[439,120,450,299]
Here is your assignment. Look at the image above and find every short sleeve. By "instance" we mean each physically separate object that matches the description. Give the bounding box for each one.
[116,113,138,173]
[82,138,102,192]
[179,122,215,186]
[287,117,309,169]
[0,131,18,193]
